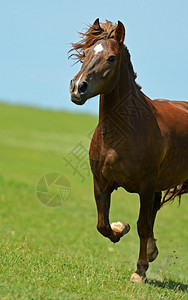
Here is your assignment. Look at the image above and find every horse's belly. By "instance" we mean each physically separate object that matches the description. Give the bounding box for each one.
[156,158,188,191]
[156,171,188,191]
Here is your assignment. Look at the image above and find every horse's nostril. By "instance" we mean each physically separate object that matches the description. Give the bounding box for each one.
[78,81,88,94]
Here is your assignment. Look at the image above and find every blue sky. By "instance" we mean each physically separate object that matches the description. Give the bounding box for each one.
[0,0,188,114]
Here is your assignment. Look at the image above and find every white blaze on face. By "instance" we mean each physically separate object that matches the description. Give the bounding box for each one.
[75,73,83,93]
[94,43,104,54]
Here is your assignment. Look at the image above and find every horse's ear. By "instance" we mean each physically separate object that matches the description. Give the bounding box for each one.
[92,18,103,32]
[115,21,125,44]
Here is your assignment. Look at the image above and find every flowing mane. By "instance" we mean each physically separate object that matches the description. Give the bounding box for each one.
[69,20,141,90]
[69,20,116,62]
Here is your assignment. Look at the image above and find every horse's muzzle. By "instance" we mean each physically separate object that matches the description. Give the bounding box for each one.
[70,94,87,105]
[69,79,89,105]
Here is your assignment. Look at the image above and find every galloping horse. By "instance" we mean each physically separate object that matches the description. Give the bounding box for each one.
[69,19,188,282]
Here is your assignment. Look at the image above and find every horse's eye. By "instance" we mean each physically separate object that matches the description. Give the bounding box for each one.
[107,55,116,63]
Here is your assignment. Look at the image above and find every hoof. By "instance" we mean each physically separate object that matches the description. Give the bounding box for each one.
[147,237,159,263]
[130,273,147,283]
[111,221,130,238]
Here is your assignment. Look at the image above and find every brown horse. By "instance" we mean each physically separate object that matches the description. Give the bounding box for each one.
[69,19,188,283]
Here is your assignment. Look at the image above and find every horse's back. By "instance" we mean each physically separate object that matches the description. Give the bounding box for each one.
[152,99,188,128]
[170,100,188,111]
[153,99,188,113]
[152,99,188,190]
[152,98,188,146]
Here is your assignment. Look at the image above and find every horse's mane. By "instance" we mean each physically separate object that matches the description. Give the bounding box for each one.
[69,20,141,90]
[69,20,116,62]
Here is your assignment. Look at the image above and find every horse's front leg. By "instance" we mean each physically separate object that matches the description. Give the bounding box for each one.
[131,187,156,283]
[94,177,130,243]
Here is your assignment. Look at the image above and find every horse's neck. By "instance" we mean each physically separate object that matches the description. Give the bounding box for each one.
[99,59,142,120]
[99,54,154,130]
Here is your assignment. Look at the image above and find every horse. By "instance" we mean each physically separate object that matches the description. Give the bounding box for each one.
[69,18,188,283]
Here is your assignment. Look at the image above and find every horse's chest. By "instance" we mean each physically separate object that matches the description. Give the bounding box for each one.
[90,145,135,187]
[89,126,143,189]
[102,148,131,181]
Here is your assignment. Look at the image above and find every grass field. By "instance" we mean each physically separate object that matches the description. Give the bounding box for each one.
[0,103,187,299]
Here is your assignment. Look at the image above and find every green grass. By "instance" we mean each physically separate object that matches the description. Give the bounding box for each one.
[0,103,187,299]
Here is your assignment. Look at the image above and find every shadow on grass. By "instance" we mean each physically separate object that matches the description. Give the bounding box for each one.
[149,279,188,292]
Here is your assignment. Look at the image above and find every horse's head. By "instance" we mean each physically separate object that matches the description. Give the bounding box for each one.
[69,19,125,105]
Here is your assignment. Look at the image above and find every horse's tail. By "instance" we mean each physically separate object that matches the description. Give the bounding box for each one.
[160,179,188,207]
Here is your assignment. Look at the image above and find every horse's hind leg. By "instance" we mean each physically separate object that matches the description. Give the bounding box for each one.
[147,191,161,262]
[93,176,130,243]
[131,186,156,283]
